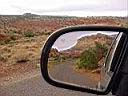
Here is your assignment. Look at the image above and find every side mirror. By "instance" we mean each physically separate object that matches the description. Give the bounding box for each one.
[40,25,127,95]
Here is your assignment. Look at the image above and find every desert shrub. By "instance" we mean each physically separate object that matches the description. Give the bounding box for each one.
[0,41,6,45]
[0,39,11,45]
[0,35,18,45]
[76,48,98,69]
[0,54,7,62]
[10,33,17,40]
[0,39,16,45]
[8,30,17,35]
[15,54,29,63]
[13,51,30,64]
[24,31,35,37]
[76,42,108,70]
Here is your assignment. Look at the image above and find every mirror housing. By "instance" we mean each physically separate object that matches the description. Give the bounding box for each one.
[40,25,127,95]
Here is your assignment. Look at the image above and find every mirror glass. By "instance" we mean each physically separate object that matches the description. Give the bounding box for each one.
[48,31,119,90]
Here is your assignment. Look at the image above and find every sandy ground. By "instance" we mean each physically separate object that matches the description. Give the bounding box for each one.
[0,63,40,86]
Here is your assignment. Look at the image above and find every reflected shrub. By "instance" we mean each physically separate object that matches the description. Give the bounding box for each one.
[76,42,108,70]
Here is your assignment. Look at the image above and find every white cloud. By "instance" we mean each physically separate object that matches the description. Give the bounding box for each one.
[0,0,127,16]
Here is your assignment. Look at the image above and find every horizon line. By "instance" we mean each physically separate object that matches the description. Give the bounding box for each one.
[0,13,127,18]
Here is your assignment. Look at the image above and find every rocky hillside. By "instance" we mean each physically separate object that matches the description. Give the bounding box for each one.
[72,33,114,51]
[50,33,114,59]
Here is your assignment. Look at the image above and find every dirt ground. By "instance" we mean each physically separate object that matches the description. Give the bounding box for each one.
[0,62,40,86]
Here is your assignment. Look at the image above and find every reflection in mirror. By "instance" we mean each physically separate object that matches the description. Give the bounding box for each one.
[48,31,119,90]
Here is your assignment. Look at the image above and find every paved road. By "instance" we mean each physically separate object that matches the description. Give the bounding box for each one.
[49,60,99,88]
[0,73,98,96]
[0,61,113,96]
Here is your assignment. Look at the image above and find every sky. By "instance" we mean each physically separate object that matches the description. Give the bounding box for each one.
[0,0,127,16]
[53,31,118,51]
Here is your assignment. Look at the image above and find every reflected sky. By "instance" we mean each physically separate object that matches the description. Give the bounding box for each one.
[52,31,118,51]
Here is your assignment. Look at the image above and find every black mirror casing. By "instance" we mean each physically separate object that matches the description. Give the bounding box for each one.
[40,25,128,95]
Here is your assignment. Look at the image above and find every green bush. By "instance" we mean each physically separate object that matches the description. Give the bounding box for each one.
[0,39,11,45]
[24,31,35,37]
[76,42,108,70]
[76,48,98,69]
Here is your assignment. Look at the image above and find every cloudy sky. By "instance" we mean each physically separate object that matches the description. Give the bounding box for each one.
[0,0,127,16]
[53,31,118,51]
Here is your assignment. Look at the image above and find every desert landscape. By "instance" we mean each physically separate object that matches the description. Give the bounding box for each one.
[0,13,127,84]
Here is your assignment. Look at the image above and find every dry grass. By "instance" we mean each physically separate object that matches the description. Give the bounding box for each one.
[0,35,48,67]
[0,16,127,68]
